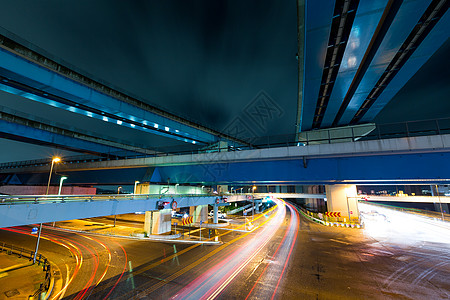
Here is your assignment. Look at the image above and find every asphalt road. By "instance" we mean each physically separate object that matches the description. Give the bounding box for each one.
[0,200,449,299]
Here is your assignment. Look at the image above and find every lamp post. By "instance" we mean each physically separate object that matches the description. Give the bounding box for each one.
[45,157,61,195]
[201,185,205,194]
[115,186,122,227]
[252,186,256,221]
[436,185,445,221]
[134,181,140,195]
[58,176,68,196]
[35,156,61,263]
[175,183,179,194]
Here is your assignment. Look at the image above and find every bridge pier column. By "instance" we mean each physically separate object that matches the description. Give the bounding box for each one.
[213,205,218,224]
[325,184,359,222]
[144,209,172,235]
[255,200,262,213]
[190,205,208,224]
[431,185,449,214]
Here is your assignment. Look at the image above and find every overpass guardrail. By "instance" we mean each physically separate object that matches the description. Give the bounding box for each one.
[1,117,449,170]
[0,193,216,205]
[0,242,52,299]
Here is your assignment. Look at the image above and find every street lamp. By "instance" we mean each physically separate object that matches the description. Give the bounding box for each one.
[45,157,61,195]
[252,186,256,221]
[175,183,179,194]
[35,156,61,263]
[134,181,140,194]
[114,186,123,227]
[58,176,68,196]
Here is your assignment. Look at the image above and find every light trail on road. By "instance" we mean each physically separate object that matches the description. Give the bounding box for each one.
[245,201,299,300]
[171,199,296,300]
[0,225,127,299]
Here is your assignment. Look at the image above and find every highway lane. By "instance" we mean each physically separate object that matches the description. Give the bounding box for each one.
[276,202,450,299]
[2,199,448,299]
[0,226,129,299]
[105,200,288,299]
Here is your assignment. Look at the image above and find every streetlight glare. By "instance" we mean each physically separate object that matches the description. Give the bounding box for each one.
[52,157,61,163]
[252,186,257,191]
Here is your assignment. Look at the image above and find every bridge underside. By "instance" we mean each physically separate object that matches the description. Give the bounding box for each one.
[301,0,450,131]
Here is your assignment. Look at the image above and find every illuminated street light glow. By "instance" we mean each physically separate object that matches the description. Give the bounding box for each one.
[35,156,61,263]
[58,176,68,195]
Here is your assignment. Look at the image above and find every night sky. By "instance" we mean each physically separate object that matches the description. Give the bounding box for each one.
[0,1,448,163]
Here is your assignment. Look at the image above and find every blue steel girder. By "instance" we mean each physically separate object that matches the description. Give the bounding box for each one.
[0,118,142,157]
[340,0,450,125]
[302,0,337,131]
[153,151,450,185]
[321,0,390,128]
[359,0,450,123]
[0,34,248,146]
[302,0,450,131]
[0,59,211,145]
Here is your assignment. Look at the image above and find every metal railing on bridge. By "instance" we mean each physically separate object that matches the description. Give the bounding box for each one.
[0,193,214,205]
[1,117,449,170]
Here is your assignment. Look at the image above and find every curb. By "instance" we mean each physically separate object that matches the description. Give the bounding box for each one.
[46,225,222,244]
[298,209,363,229]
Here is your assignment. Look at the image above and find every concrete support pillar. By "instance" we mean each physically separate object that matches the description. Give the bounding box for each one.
[144,211,153,235]
[213,205,218,224]
[144,209,172,235]
[190,205,208,223]
[325,184,359,222]
[255,200,262,213]
[217,185,228,194]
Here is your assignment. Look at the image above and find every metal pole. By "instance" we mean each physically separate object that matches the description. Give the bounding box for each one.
[45,160,55,195]
[35,158,58,263]
[58,176,67,196]
[33,223,42,264]
[346,196,351,223]
[436,185,445,221]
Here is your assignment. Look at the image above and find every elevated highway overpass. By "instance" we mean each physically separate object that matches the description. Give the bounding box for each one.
[2,133,449,185]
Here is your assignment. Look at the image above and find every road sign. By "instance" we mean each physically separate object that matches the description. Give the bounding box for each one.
[171,200,177,210]
[174,222,178,226]
[181,216,193,225]
[325,212,341,218]
[200,220,203,225]
[31,227,38,234]
[243,211,247,216]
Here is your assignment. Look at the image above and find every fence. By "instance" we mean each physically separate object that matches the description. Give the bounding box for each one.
[0,242,52,299]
